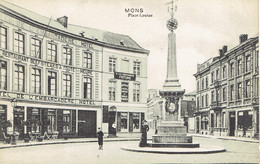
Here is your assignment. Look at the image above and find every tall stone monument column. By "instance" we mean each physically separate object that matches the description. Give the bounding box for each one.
[152,0,190,144]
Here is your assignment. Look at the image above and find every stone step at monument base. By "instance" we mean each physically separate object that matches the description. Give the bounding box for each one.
[146,142,200,148]
[157,125,187,136]
[152,135,193,143]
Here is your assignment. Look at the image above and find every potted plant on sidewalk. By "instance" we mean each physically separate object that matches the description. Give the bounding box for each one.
[0,120,12,144]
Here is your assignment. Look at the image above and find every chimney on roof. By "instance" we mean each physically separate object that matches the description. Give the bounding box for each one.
[239,34,248,44]
[222,45,228,54]
[57,16,68,28]
[219,49,223,57]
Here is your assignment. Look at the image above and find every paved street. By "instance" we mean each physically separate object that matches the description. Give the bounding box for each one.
[0,136,259,164]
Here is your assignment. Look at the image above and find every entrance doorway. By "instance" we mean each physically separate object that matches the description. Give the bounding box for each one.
[78,110,96,138]
[108,111,116,136]
[14,107,24,139]
[229,112,235,136]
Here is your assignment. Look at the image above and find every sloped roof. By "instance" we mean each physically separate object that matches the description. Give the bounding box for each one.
[0,0,149,54]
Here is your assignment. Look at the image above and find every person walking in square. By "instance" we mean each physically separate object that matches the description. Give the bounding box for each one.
[97,128,104,150]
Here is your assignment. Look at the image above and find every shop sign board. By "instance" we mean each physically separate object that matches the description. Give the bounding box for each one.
[114,72,136,81]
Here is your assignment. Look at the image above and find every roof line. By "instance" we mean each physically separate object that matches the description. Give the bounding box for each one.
[0,0,149,54]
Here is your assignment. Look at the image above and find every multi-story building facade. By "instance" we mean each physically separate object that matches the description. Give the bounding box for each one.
[0,0,149,140]
[194,34,259,138]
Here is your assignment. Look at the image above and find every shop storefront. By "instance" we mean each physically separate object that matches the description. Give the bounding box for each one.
[0,105,7,140]
[237,110,253,137]
[116,112,144,133]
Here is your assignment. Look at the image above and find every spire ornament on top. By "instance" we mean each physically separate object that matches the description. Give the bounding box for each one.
[165,0,178,32]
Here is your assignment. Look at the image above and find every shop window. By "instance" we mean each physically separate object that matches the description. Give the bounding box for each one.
[133,83,140,102]
[83,51,92,69]
[31,37,41,58]
[120,112,128,132]
[63,74,72,97]
[14,64,25,92]
[14,32,25,54]
[121,82,129,102]
[31,108,40,133]
[133,61,141,76]
[216,112,221,127]
[83,77,92,99]
[109,81,116,101]
[0,26,7,49]
[133,113,140,131]
[13,107,24,134]
[48,71,57,96]
[63,47,72,65]
[0,106,7,133]
[109,57,116,72]
[0,60,7,90]
[237,111,253,131]
[63,110,71,133]
[47,109,56,133]
[47,42,57,62]
[201,115,208,130]
[31,68,41,94]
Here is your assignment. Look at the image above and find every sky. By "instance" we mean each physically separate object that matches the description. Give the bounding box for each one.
[6,0,259,93]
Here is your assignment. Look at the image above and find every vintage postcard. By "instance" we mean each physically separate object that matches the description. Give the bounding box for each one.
[0,0,259,163]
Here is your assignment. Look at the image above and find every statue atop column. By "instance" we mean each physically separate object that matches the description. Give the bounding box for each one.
[166,0,178,32]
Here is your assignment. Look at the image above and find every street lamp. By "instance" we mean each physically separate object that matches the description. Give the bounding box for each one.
[11,98,17,145]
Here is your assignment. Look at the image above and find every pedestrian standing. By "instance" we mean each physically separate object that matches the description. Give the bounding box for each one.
[97,128,104,150]
[139,120,149,147]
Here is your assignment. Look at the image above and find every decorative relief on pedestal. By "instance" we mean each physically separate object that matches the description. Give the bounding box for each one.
[165,97,179,121]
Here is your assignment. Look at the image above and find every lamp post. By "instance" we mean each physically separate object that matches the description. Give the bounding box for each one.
[11,98,17,145]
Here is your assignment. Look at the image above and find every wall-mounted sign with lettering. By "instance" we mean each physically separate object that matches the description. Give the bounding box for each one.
[114,72,136,81]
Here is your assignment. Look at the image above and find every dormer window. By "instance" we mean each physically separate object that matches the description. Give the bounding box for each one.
[120,40,124,46]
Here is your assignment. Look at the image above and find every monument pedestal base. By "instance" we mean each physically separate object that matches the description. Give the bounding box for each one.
[152,121,192,144]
